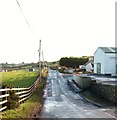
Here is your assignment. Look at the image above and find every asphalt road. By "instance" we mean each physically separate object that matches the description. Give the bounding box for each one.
[40,69,116,119]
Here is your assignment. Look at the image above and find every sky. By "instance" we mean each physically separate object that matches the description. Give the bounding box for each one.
[0,0,115,63]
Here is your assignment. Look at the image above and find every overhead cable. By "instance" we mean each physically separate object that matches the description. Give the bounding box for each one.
[15,0,32,30]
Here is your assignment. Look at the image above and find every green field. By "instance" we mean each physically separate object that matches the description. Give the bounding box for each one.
[2,69,39,88]
[0,67,47,119]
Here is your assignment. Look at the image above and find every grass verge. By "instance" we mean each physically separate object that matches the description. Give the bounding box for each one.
[0,79,46,119]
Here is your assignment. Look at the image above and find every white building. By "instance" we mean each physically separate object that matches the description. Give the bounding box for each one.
[84,61,94,72]
[94,47,117,76]
[80,57,94,72]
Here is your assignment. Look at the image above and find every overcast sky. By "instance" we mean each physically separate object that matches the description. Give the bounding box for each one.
[0,0,115,63]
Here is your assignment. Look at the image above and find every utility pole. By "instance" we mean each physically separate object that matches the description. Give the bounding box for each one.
[38,40,41,82]
[42,50,45,68]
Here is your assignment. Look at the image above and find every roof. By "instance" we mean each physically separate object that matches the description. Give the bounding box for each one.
[98,47,117,53]
[84,59,94,66]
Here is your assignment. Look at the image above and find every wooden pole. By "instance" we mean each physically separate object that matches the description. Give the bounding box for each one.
[39,40,41,82]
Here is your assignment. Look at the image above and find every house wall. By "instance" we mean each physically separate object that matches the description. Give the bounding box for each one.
[105,53,117,74]
[94,48,105,74]
[85,63,93,72]
[94,48,117,75]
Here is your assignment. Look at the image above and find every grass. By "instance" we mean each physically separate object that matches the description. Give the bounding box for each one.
[0,68,48,119]
[0,79,46,119]
[2,69,38,88]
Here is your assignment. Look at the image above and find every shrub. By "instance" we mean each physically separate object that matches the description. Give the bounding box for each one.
[59,57,89,68]
[6,90,20,109]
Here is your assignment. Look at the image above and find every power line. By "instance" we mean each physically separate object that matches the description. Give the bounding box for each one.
[16,0,43,71]
[15,0,32,31]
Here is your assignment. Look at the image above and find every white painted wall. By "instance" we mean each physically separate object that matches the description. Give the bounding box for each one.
[94,48,117,74]
[105,53,116,74]
[94,48,105,74]
[85,63,93,72]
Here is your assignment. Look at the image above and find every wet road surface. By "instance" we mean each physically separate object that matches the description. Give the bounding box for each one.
[41,69,116,118]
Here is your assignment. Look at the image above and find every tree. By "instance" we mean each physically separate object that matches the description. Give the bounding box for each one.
[59,57,89,68]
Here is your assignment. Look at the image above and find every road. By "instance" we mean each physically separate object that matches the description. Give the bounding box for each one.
[40,69,116,119]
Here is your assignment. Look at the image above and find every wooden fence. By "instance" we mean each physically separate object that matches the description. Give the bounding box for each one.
[0,78,39,112]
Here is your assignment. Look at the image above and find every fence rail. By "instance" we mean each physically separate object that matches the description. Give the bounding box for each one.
[0,78,39,112]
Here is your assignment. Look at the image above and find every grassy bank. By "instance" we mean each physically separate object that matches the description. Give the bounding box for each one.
[1,79,46,119]
[2,69,38,88]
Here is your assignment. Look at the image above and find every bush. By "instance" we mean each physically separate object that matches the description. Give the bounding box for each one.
[6,90,20,109]
[41,68,48,79]
[59,57,89,68]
